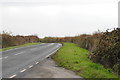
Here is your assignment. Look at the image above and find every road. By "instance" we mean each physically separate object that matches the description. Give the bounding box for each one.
[15,57,82,78]
[1,43,62,78]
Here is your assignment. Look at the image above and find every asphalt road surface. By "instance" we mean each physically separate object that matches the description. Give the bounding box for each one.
[1,43,62,78]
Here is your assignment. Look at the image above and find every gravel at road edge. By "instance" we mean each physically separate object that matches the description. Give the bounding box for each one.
[16,57,84,79]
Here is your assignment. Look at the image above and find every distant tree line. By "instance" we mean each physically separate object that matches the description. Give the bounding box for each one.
[0,32,40,48]
[41,28,120,76]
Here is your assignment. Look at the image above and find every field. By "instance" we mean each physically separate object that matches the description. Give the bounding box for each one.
[53,43,119,80]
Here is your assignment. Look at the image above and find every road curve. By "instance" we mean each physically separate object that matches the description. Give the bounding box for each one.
[1,43,62,78]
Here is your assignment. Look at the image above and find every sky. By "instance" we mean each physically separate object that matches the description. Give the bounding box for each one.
[0,0,119,38]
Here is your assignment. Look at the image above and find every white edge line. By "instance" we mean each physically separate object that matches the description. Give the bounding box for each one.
[20,69,26,73]
[45,46,62,59]
[9,75,16,78]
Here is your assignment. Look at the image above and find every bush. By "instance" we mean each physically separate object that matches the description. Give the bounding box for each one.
[91,28,120,75]
[1,31,40,48]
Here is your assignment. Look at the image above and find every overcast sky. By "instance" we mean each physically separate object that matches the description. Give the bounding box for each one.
[0,0,119,38]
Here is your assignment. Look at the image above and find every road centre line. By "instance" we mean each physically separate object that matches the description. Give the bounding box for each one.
[15,52,23,55]
[3,56,8,59]
[31,48,37,51]
[0,56,9,60]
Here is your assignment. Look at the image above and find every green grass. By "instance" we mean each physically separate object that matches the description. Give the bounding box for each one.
[53,43,120,80]
[0,42,41,51]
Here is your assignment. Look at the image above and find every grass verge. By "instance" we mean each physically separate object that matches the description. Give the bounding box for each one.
[0,42,41,51]
[53,43,119,80]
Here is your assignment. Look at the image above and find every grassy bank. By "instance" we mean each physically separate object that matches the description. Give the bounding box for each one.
[0,42,41,51]
[53,43,119,80]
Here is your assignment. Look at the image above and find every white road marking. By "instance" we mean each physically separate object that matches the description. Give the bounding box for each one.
[15,52,23,55]
[35,62,39,64]
[29,65,33,68]
[3,56,8,59]
[58,44,61,45]
[9,75,16,78]
[0,56,9,60]
[45,46,61,59]
[47,43,55,47]
[20,69,26,73]
[31,48,37,51]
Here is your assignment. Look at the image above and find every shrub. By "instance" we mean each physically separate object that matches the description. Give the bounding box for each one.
[1,31,40,48]
[91,28,120,75]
